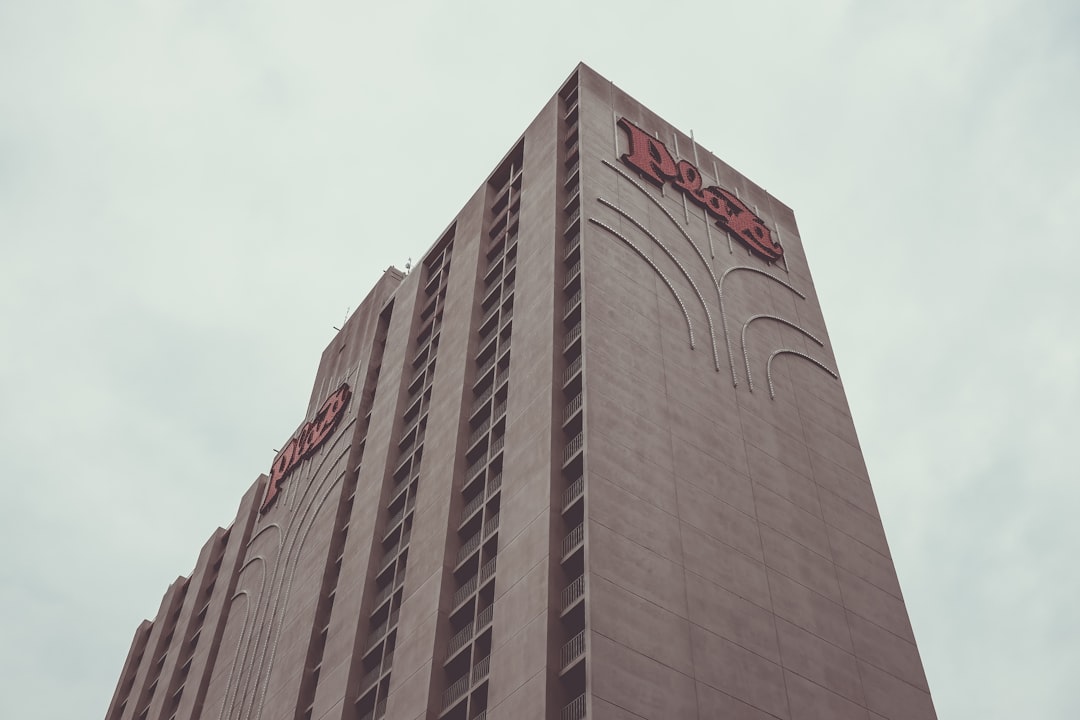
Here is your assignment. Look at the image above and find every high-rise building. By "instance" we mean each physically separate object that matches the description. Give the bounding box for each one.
[106,63,937,720]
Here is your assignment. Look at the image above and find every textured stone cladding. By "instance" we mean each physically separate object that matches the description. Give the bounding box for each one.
[576,65,936,719]
[105,63,935,720]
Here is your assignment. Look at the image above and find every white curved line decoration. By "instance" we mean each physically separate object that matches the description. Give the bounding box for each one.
[237,456,346,720]
[287,417,355,511]
[246,523,282,552]
[597,197,720,370]
[253,474,345,719]
[599,157,835,400]
[222,556,270,720]
[740,314,825,393]
[603,160,726,355]
[587,218,695,349]
[718,266,806,387]
[766,349,839,399]
[221,416,354,720]
[217,590,251,720]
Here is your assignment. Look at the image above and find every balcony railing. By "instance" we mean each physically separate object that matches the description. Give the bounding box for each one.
[476,604,493,630]
[398,432,416,455]
[564,323,582,350]
[401,413,422,442]
[384,507,405,537]
[364,608,400,653]
[358,661,384,693]
[565,234,581,259]
[456,531,482,566]
[563,356,582,385]
[560,631,586,670]
[468,419,492,448]
[393,453,412,480]
[564,288,582,317]
[420,292,438,319]
[480,557,497,585]
[491,185,511,214]
[483,257,503,286]
[563,432,583,466]
[417,316,435,344]
[561,523,584,559]
[477,328,498,358]
[563,394,583,424]
[412,338,433,367]
[487,473,502,494]
[358,700,383,720]
[451,575,479,608]
[445,621,475,660]
[562,694,586,720]
[388,475,409,507]
[562,476,584,511]
[379,529,410,573]
[472,655,490,683]
[561,575,585,613]
[489,213,508,239]
[483,512,500,538]
[404,391,423,420]
[408,365,426,392]
[476,356,497,380]
[482,278,502,306]
[442,673,470,711]
[424,268,443,296]
[372,574,403,609]
[464,458,486,485]
[480,302,500,328]
[378,544,399,574]
[459,494,485,526]
[565,260,581,284]
[471,386,494,416]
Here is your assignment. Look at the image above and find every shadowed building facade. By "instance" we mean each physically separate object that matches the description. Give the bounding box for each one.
[106,63,937,720]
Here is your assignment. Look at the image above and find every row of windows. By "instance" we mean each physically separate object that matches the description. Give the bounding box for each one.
[438,149,522,720]
[555,75,588,720]
[113,528,229,720]
[354,238,454,720]
[296,305,393,720]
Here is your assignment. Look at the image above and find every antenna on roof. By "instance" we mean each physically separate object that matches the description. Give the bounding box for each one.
[404,258,412,275]
[333,307,351,333]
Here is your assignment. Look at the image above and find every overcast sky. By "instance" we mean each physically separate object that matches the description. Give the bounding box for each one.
[2,1,1078,718]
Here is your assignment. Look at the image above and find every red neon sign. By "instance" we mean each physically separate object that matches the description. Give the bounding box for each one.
[261,383,352,513]
[617,118,783,262]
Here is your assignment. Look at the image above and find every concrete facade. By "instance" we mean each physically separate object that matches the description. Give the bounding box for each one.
[106,63,936,720]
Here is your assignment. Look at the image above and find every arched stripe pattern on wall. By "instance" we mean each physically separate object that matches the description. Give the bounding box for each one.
[587,218,695,349]
[601,154,838,399]
[767,350,839,399]
[597,196,719,371]
[217,416,354,720]
[739,314,826,393]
